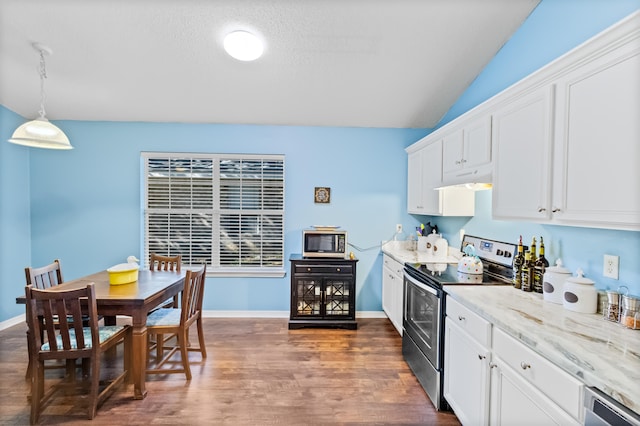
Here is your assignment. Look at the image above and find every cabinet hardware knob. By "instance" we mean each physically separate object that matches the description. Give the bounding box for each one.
[455,160,462,165]
[461,159,467,163]
[478,354,486,360]
[520,362,531,370]
[489,363,497,369]
[458,315,465,321]
[336,268,341,272]
[307,268,311,272]
[537,207,546,212]
[552,207,561,212]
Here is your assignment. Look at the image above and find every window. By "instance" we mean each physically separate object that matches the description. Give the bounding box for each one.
[142,153,285,277]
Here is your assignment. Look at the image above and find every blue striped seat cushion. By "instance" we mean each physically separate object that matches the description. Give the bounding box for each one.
[146,308,181,327]
[41,325,127,350]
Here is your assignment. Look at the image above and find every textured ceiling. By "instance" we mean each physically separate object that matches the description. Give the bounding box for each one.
[0,0,540,129]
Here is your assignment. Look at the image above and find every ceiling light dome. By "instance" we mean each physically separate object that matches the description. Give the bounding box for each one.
[224,31,264,61]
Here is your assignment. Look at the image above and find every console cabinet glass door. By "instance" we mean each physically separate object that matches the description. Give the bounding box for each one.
[292,276,353,318]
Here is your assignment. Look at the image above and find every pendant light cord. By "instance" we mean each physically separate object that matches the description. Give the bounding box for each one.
[37,48,48,120]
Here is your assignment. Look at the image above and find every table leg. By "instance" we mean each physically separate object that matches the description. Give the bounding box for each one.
[131,319,148,399]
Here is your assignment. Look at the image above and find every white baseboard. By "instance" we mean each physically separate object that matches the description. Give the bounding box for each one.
[201,310,387,319]
[0,314,25,331]
[0,310,388,331]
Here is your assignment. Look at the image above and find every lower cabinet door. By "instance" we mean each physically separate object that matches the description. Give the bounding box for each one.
[489,356,580,426]
[444,317,490,426]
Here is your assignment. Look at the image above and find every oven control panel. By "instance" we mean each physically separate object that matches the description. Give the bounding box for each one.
[461,235,517,268]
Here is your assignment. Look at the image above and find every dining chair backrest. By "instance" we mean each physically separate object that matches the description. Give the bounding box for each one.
[181,264,206,328]
[150,254,181,272]
[26,283,99,359]
[25,259,64,290]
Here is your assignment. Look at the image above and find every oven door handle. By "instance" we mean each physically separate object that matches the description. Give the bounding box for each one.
[404,271,438,296]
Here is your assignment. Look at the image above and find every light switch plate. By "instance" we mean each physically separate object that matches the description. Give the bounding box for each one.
[603,254,619,279]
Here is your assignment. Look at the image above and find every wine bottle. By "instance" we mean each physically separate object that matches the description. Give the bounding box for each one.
[512,235,524,289]
[534,237,550,293]
[529,237,541,292]
[522,251,533,292]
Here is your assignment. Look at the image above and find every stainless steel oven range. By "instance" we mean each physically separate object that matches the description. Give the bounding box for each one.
[402,235,517,411]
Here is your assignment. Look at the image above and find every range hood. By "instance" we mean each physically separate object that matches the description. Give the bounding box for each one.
[437,166,493,191]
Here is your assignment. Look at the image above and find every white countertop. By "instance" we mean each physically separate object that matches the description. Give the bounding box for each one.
[381,240,461,265]
[443,285,640,415]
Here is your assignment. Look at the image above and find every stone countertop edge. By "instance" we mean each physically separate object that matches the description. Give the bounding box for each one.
[443,285,640,416]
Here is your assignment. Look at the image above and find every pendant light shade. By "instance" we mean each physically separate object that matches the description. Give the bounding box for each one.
[9,118,72,150]
[7,43,73,150]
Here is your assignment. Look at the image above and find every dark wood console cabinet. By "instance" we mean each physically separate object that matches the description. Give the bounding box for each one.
[289,254,357,330]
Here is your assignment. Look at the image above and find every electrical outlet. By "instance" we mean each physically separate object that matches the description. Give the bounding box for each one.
[396,224,403,234]
[603,254,619,279]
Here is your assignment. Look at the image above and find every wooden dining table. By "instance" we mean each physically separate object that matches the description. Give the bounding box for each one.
[16,269,186,400]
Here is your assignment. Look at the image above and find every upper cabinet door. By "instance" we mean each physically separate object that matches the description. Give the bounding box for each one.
[442,116,492,186]
[552,41,640,230]
[442,129,464,175]
[492,86,555,221]
[463,117,493,170]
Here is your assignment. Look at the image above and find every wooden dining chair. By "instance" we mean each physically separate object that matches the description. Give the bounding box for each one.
[149,254,182,358]
[146,265,207,380]
[24,259,81,379]
[25,283,131,424]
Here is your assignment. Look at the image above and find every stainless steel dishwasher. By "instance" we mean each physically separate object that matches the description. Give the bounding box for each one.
[584,387,640,426]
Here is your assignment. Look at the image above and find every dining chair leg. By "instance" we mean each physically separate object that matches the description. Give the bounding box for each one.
[25,330,32,380]
[156,333,164,361]
[178,330,191,380]
[196,317,207,358]
[30,362,44,424]
[88,355,100,420]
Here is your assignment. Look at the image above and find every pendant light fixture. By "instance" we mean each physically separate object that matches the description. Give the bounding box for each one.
[8,42,73,150]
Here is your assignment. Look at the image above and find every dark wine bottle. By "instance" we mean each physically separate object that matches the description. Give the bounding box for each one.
[533,237,549,293]
[522,251,533,292]
[512,235,524,289]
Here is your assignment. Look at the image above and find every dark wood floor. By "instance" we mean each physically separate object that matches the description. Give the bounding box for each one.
[0,317,460,425]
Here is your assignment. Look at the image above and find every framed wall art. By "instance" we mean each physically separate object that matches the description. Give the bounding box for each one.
[314,187,331,204]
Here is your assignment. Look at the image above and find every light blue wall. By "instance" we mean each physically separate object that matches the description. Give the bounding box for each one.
[0,106,32,321]
[420,1,640,297]
[2,0,640,323]
[15,120,428,319]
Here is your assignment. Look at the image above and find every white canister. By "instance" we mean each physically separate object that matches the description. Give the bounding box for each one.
[563,269,597,314]
[425,230,439,254]
[542,259,571,304]
[416,236,430,253]
[433,235,448,259]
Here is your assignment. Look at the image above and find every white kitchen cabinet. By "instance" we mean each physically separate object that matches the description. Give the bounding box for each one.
[550,40,640,230]
[407,140,474,216]
[491,19,640,230]
[442,115,492,187]
[382,254,403,335]
[490,328,582,425]
[444,297,583,426]
[444,297,492,426]
[492,86,555,221]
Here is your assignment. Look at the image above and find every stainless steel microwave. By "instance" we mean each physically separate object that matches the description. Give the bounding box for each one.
[302,229,347,258]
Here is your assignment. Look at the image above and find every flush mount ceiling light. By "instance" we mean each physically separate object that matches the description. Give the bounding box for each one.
[8,42,73,150]
[223,31,264,61]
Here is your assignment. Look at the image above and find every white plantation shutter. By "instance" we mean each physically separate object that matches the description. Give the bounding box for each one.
[143,153,285,276]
